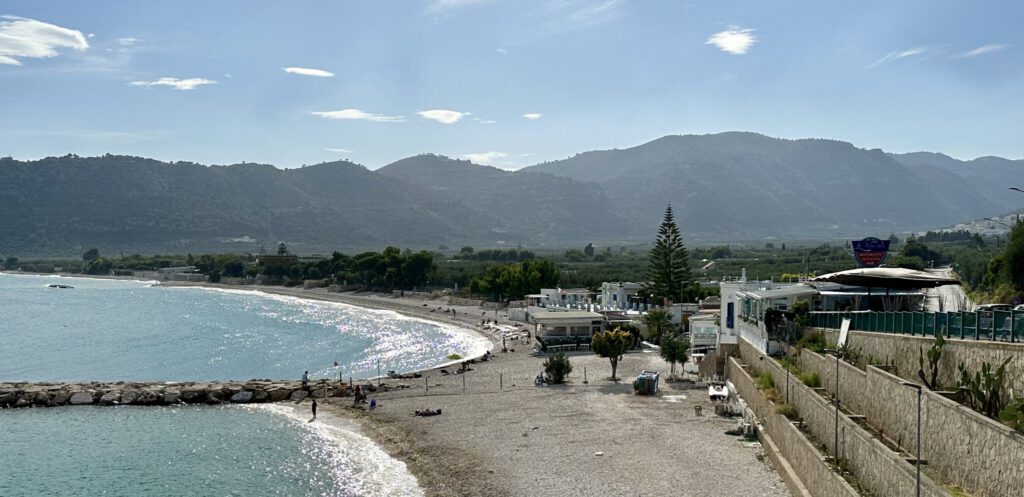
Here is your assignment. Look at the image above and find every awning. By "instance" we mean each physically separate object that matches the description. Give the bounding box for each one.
[810,267,961,289]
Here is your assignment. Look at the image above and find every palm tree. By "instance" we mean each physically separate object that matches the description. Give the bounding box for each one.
[643,307,673,345]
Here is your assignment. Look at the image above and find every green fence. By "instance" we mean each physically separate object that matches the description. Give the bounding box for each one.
[809,310,1023,342]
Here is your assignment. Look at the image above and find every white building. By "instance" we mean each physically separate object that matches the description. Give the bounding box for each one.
[599,281,646,311]
[539,288,593,310]
[530,310,606,338]
[720,278,818,355]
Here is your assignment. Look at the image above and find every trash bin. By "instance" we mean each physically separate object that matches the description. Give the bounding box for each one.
[633,370,660,395]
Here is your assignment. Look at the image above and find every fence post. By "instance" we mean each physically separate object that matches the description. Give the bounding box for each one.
[425,376,429,395]
[500,373,503,391]
[959,311,965,339]
[1012,311,1017,343]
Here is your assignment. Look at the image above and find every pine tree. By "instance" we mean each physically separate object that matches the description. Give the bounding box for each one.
[645,205,693,304]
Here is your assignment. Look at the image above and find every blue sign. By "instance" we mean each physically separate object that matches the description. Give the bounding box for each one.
[851,237,891,267]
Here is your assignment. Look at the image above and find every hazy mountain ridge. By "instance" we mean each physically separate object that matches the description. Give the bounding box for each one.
[526,133,1024,237]
[3,133,1023,256]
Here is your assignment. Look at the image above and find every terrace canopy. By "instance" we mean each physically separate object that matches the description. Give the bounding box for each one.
[809,267,961,290]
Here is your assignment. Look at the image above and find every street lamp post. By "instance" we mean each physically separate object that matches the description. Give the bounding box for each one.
[823,348,843,464]
[900,381,923,497]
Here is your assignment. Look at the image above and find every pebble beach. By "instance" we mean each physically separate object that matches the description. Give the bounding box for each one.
[253,287,791,497]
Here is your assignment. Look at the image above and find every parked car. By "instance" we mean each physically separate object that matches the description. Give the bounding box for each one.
[1014,304,1024,312]
[976,304,1012,313]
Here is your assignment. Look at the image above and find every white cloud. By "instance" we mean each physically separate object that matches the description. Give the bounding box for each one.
[117,37,138,46]
[129,77,217,90]
[523,113,543,120]
[312,108,405,122]
[471,117,497,124]
[568,0,626,24]
[518,153,535,157]
[706,27,757,55]
[955,44,1009,59]
[324,147,353,153]
[0,15,89,66]
[418,109,467,124]
[496,48,507,54]
[463,151,507,164]
[283,66,335,77]
[427,0,489,14]
[868,46,926,67]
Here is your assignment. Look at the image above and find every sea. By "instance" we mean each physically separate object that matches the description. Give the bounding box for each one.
[0,273,490,496]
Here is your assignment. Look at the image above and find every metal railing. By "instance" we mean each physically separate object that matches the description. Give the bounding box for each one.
[810,310,1024,342]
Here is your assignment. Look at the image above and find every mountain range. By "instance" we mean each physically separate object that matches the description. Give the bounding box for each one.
[2,132,1022,256]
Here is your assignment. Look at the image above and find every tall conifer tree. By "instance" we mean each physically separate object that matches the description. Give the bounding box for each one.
[645,205,692,304]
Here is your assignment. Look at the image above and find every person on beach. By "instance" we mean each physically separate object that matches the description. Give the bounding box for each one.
[311,399,318,420]
[302,370,309,390]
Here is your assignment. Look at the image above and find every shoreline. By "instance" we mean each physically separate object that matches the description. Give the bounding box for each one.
[1,272,790,497]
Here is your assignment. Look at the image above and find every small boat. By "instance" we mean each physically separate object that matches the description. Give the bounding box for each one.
[708,381,728,401]
[47,284,74,289]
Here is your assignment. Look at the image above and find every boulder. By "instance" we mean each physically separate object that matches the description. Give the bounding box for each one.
[229,390,254,403]
[120,390,139,405]
[206,390,224,404]
[50,392,71,406]
[162,389,181,404]
[0,391,17,406]
[15,398,31,408]
[99,392,121,405]
[180,388,207,403]
[69,392,94,405]
[289,390,309,401]
[134,390,159,405]
[252,389,269,402]
[266,386,292,402]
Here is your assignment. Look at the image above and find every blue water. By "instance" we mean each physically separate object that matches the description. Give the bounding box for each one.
[0,272,485,496]
[0,273,488,381]
[0,405,422,497]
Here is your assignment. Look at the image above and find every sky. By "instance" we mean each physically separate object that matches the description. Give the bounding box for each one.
[1,1,1022,169]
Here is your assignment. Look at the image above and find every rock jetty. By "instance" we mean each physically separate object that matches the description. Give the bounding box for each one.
[0,379,385,409]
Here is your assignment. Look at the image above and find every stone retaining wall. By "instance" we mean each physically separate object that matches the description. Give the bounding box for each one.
[817,327,1024,394]
[0,379,367,409]
[727,357,859,497]
[798,347,1024,497]
[739,339,950,497]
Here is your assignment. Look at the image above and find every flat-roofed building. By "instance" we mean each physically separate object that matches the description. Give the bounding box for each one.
[530,310,605,338]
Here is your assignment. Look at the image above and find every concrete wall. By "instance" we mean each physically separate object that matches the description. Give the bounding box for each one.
[817,327,1024,394]
[727,357,859,497]
[738,339,951,497]
[798,347,1024,497]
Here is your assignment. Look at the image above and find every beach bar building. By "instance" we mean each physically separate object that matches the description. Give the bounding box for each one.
[529,310,605,338]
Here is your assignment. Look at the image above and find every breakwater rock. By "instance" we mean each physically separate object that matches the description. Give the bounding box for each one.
[0,379,379,409]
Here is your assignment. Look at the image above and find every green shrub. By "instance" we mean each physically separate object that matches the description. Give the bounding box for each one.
[999,396,1024,433]
[798,371,821,388]
[795,331,827,353]
[776,402,799,420]
[756,371,775,391]
[543,352,573,384]
[447,353,463,360]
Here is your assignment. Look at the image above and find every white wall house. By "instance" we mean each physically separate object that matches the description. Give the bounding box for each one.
[720,278,818,355]
[599,282,645,311]
[530,310,605,338]
[539,288,593,310]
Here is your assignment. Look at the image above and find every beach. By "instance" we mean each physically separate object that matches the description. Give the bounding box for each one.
[243,287,791,497]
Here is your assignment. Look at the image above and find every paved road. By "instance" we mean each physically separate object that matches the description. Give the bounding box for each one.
[925,266,972,312]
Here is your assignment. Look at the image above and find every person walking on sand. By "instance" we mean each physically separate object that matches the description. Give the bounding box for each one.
[301,370,309,390]
[311,399,318,420]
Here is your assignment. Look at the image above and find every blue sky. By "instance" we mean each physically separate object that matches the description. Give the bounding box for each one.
[1,1,1021,169]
